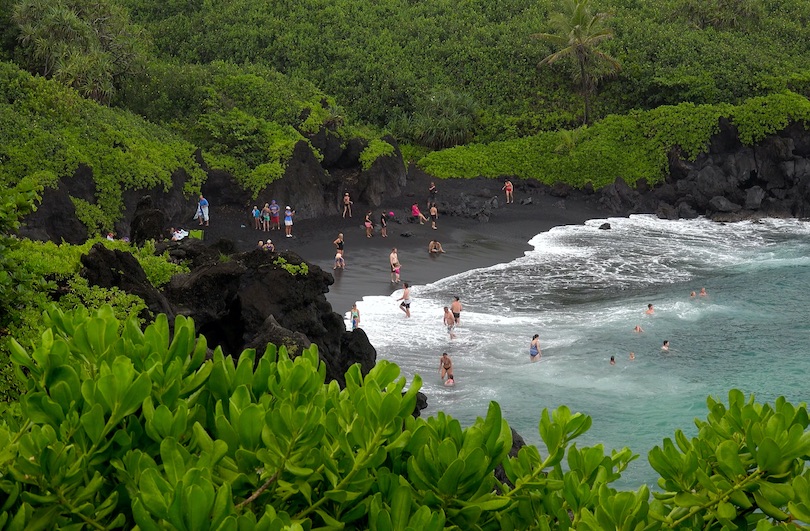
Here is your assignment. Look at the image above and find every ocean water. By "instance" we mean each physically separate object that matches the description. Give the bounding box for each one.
[348,215,810,488]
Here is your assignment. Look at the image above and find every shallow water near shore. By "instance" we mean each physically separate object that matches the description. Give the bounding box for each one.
[350,215,810,488]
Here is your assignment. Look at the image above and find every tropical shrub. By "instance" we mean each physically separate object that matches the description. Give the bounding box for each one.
[418,92,810,188]
[0,61,206,232]
[358,139,396,171]
[1,306,808,529]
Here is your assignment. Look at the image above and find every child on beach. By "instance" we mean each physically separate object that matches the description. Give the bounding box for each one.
[334,250,345,270]
[350,303,360,330]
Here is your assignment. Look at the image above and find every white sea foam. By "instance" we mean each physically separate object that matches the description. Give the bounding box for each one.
[353,216,810,487]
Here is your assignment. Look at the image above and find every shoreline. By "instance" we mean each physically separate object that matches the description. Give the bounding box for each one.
[202,174,612,313]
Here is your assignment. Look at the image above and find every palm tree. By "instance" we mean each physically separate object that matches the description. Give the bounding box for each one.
[532,0,621,125]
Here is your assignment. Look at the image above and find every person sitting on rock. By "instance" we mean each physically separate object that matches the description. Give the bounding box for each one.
[263,240,275,251]
[170,228,188,241]
[411,203,428,224]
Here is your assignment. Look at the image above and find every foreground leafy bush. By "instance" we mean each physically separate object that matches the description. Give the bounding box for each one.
[1,306,808,529]
[418,91,810,188]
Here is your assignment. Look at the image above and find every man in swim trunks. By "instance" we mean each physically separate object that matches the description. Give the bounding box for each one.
[429,202,438,230]
[398,283,411,317]
[450,296,462,325]
[439,352,453,381]
[269,200,280,230]
[443,306,456,339]
[389,248,400,283]
[529,334,541,362]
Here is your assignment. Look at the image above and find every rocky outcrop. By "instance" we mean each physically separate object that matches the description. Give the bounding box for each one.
[19,129,410,243]
[80,241,378,388]
[596,120,810,221]
[80,243,175,321]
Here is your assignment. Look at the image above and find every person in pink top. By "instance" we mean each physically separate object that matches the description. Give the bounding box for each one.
[411,203,428,224]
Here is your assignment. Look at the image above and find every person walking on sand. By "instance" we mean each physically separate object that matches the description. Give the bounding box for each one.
[350,303,360,330]
[529,334,542,362]
[333,232,345,254]
[269,200,280,230]
[502,180,514,204]
[364,211,374,238]
[343,192,353,218]
[450,296,462,325]
[389,248,400,283]
[196,194,209,226]
[443,306,456,339]
[284,206,295,238]
[429,202,439,230]
[439,352,453,381]
[398,283,411,317]
[379,211,388,238]
[411,203,428,224]
[252,205,261,230]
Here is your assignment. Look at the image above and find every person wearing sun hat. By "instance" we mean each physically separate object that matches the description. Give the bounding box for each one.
[284,206,295,238]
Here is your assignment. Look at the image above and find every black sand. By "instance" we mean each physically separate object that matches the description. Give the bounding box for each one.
[200,173,611,313]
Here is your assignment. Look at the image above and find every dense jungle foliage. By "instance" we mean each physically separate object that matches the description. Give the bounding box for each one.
[0,307,808,529]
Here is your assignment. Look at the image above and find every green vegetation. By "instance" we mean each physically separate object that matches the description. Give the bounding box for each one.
[418,92,810,187]
[112,0,810,134]
[0,306,808,529]
[273,256,309,277]
[11,0,148,104]
[0,61,205,233]
[359,139,396,171]
[532,0,621,125]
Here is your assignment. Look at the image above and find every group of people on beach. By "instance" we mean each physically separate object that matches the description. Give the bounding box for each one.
[251,201,296,238]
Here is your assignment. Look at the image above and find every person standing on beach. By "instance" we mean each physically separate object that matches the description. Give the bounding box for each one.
[529,334,541,362]
[343,192,353,218]
[269,200,280,230]
[429,202,439,230]
[450,296,462,325]
[334,233,345,254]
[252,206,261,230]
[443,307,456,339]
[439,352,453,381]
[502,180,514,204]
[428,182,437,208]
[197,194,209,226]
[380,212,388,238]
[364,211,374,238]
[389,248,400,283]
[398,283,411,317]
[261,203,271,231]
[350,303,360,330]
[284,206,295,238]
[334,250,345,270]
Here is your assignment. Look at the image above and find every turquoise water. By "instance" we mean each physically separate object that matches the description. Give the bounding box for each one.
[350,216,810,488]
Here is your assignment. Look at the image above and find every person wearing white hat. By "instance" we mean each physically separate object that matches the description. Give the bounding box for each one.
[284,206,295,237]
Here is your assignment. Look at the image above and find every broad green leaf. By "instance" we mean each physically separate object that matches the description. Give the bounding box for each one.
[80,403,106,445]
[755,437,781,472]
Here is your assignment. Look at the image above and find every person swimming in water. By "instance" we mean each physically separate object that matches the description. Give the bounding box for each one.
[645,304,655,315]
[629,352,635,360]
[662,340,670,351]
[529,334,541,362]
[699,287,708,297]
[633,325,644,333]
[610,355,616,365]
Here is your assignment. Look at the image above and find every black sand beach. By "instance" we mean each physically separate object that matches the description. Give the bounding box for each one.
[200,172,611,313]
